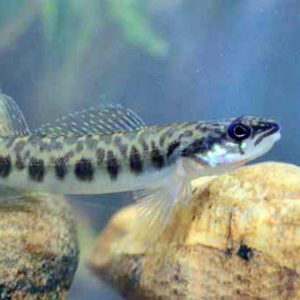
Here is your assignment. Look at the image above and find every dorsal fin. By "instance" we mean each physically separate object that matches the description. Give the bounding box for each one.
[0,92,30,137]
[34,105,146,137]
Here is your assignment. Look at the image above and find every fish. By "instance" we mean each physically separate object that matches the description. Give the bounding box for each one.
[0,93,281,240]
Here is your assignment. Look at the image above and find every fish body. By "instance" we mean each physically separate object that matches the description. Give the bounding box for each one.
[0,93,281,241]
[1,118,280,194]
[0,125,186,194]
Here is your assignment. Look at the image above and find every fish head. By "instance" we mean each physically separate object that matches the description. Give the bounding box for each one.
[180,116,281,173]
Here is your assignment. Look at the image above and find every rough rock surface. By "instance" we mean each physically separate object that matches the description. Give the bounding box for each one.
[0,193,79,300]
[88,162,300,300]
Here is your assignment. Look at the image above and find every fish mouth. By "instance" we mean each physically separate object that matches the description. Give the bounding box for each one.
[254,123,281,146]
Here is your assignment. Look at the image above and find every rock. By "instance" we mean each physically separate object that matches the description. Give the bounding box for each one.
[0,193,79,300]
[88,162,300,300]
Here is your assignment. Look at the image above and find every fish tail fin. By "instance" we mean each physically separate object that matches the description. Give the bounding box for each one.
[0,92,30,137]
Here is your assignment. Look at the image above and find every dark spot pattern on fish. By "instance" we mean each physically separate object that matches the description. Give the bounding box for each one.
[151,149,165,169]
[14,140,26,153]
[150,142,165,169]
[96,148,105,166]
[181,137,217,157]
[196,126,208,133]
[39,141,52,152]
[213,128,226,136]
[23,150,30,160]
[0,155,11,177]
[55,158,68,180]
[15,154,25,170]
[64,151,75,161]
[166,141,181,158]
[119,143,128,157]
[159,132,169,147]
[129,146,143,174]
[114,136,128,157]
[106,151,119,180]
[181,130,193,138]
[159,127,176,147]
[75,157,94,181]
[29,158,46,182]
[139,138,149,152]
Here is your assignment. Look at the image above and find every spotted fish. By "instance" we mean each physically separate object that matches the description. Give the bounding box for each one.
[0,93,281,240]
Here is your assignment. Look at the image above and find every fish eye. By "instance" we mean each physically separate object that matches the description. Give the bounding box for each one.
[228,123,252,142]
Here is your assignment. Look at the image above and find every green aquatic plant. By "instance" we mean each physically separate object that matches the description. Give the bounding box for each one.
[0,0,168,56]
[0,0,170,111]
[105,0,168,56]
[0,0,39,51]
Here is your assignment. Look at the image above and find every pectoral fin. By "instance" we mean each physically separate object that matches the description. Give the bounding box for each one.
[132,178,193,245]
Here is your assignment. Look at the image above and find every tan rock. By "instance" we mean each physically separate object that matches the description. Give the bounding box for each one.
[0,193,79,300]
[88,162,300,300]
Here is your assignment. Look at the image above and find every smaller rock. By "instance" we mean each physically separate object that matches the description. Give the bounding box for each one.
[0,193,79,300]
